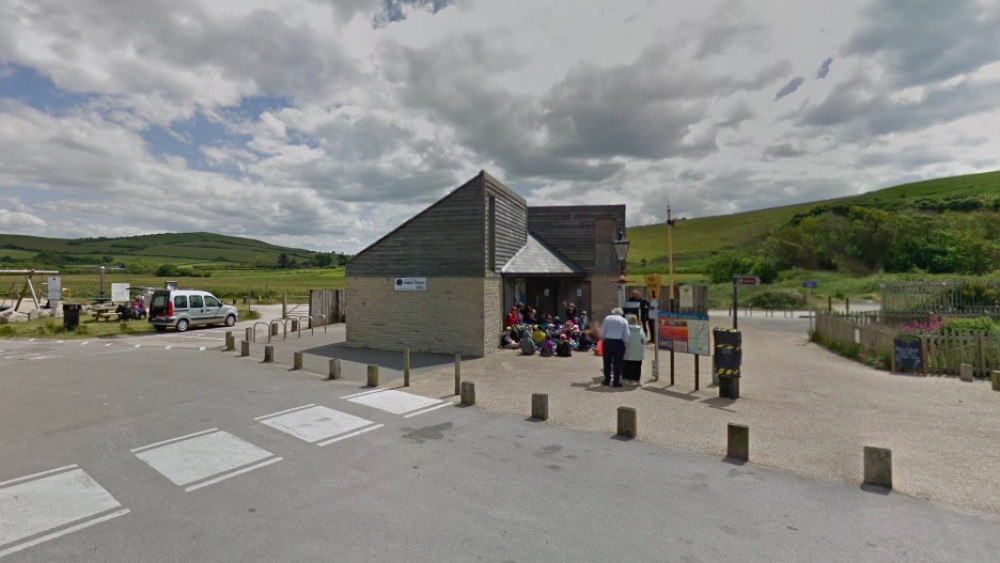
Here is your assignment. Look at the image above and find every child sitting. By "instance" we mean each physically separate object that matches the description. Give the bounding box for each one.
[556,334,572,357]
[539,335,555,357]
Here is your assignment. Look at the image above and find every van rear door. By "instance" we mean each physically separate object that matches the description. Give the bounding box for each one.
[149,291,170,319]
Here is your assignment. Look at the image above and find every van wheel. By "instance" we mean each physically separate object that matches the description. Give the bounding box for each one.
[176,319,189,332]
[224,314,236,327]
[154,325,167,332]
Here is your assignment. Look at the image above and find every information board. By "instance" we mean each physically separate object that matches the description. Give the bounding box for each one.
[893,336,923,373]
[657,312,710,356]
[111,283,130,302]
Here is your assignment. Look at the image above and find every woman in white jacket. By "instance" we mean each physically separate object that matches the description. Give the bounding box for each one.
[623,314,646,384]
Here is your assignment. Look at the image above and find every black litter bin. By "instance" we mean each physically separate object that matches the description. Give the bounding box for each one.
[713,328,742,399]
[63,303,82,331]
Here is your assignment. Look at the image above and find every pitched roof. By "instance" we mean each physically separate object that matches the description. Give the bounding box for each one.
[501,233,585,275]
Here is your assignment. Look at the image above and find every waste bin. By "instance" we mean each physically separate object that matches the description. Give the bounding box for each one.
[63,303,82,331]
[713,328,742,399]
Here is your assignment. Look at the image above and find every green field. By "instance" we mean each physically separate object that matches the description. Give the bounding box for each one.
[627,169,1000,269]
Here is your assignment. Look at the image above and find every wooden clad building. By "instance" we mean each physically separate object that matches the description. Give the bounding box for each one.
[346,171,625,357]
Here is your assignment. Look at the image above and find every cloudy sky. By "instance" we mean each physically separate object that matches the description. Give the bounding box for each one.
[1,0,998,252]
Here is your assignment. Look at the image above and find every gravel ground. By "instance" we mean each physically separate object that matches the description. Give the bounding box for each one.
[402,315,1000,515]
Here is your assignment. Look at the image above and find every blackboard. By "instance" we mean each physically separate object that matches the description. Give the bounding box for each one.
[893,336,923,373]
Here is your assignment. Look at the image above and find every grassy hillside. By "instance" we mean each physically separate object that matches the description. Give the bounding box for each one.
[0,231,324,268]
[627,169,1000,269]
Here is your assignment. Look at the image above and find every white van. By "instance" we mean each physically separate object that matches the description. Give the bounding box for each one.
[148,289,238,332]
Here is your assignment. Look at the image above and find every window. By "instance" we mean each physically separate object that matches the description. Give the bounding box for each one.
[204,296,221,307]
[173,296,188,309]
[190,295,204,308]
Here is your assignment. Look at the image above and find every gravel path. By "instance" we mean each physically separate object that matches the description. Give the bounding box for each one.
[403,315,1000,514]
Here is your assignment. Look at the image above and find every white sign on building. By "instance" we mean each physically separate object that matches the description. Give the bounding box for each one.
[111,282,131,302]
[393,277,427,292]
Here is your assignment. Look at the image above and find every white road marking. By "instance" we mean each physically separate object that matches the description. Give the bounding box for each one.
[254,404,317,421]
[134,431,276,488]
[0,509,130,559]
[199,347,206,351]
[259,406,375,444]
[346,389,443,415]
[184,458,283,492]
[0,464,77,488]
[340,388,386,400]
[0,468,126,555]
[402,402,453,418]
[165,346,172,350]
[130,428,219,454]
[316,424,384,446]
[133,344,141,348]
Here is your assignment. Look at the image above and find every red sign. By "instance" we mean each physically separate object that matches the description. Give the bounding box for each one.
[734,276,760,285]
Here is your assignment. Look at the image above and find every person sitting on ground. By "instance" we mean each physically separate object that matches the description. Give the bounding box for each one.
[578,310,590,331]
[556,334,573,357]
[519,332,536,355]
[540,334,555,357]
[577,329,594,352]
[499,328,518,349]
[531,324,546,345]
[505,305,520,328]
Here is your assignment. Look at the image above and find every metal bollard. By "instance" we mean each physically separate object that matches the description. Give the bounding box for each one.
[727,423,749,461]
[263,345,274,363]
[403,349,411,387]
[367,364,379,387]
[863,446,892,489]
[328,358,341,380]
[240,340,250,357]
[293,351,303,370]
[617,406,637,438]
[454,353,461,395]
[460,381,475,405]
[531,393,548,420]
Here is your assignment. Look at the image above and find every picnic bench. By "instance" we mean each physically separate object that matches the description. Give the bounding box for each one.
[91,309,118,322]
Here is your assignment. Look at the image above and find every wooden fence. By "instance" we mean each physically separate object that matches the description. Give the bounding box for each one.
[816,312,999,377]
[309,289,346,325]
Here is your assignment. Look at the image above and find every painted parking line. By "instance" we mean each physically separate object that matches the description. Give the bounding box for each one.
[258,405,381,446]
[133,430,281,492]
[345,389,444,416]
[402,402,452,418]
[0,465,129,559]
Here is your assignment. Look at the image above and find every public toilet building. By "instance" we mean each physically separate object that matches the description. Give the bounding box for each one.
[346,171,625,357]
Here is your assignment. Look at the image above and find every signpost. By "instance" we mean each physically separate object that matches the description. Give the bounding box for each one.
[731,275,760,330]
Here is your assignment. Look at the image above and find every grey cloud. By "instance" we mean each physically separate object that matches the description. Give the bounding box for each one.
[717,101,755,129]
[844,0,1000,87]
[774,76,804,101]
[762,143,806,161]
[856,146,950,169]
[815,57,833,79]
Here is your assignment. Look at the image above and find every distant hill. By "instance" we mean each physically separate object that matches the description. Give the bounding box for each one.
[627,169,1000,268]
[0,232,335,269]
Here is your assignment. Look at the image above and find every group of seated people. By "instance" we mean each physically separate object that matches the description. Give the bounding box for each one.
[114,295,146,320]
[498,302,601,357]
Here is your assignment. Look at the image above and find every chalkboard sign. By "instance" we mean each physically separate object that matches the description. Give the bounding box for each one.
[893,336,923,373]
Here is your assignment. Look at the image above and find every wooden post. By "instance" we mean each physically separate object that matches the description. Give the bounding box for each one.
[270,323,278,336]
[328,358,341,380]
[978,332,986,379]
[460,381,475,405]
[367,364,379,387]
[863,446,892,489]
[454,353,461,395]
[670,349,675,386]
[293,351,303,370]
[845,297,850,314]
[727,423,749,461]
[225,331,234,351]
[617,407,637,438]
[282,293,287,319]
[694,355,700,390]
[240,340,250,357]
[403,349,411,387]
[531,393,548,420]
[245,326,253,343]
[263,345,274,363]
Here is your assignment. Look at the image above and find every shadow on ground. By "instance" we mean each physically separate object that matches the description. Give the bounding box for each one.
[301,342,455,371]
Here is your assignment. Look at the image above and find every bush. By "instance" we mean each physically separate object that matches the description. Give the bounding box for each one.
[746,290,805,309]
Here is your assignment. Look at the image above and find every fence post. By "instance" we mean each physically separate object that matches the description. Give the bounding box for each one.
[403,349,411,387]
[454,353,461,395]
[617,407,637,438]
[460,381,475,405]
[727,423,749,461]
[282,293,287,319]
[293,351,303,370]
[531,393,548,420]
[328,358,341,380]
[367,364,379,387]
[863,446,892,489]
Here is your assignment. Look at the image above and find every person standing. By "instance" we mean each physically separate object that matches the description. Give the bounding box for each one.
[623,314,646,384]
[600,307,630,387]
[632,289,653,344]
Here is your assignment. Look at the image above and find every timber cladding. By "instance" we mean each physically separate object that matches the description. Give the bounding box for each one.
[528,205,626,274]
[346,276,493,357]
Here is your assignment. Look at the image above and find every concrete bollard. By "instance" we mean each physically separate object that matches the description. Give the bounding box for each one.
[328,358,341,380]
[727,423,749,462]
[263,345,274,363]
[959,363,974,382]
[617,406,637,438]
[245,327,253,343]
[367,364,379,387]
[991,370,1000,391]
[293,351,303,370]
[454,353,461,396]
[531,393,548,420]
[240,340,250,357]
[460,381,476,405]
[225,331,235,351]
[863,446,892,489]
[403,349,411,387]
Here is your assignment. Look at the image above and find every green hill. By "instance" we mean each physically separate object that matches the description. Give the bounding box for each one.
[627,169,1000,269]
[0,232,332,269]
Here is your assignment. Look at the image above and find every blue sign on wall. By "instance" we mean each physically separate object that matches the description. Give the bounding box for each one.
[802,280,818,288]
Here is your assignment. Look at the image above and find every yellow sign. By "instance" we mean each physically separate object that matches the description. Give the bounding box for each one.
[644,274,662,299]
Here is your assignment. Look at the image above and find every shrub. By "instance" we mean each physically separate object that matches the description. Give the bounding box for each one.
[746,290,804,309]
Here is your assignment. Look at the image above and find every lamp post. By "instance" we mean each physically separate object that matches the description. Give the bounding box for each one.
[612,230,630,308]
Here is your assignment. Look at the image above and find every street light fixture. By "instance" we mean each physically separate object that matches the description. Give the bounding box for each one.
[612,230,630,307]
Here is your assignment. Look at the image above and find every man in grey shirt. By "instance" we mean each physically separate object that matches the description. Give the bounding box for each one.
[601,307,630,387]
